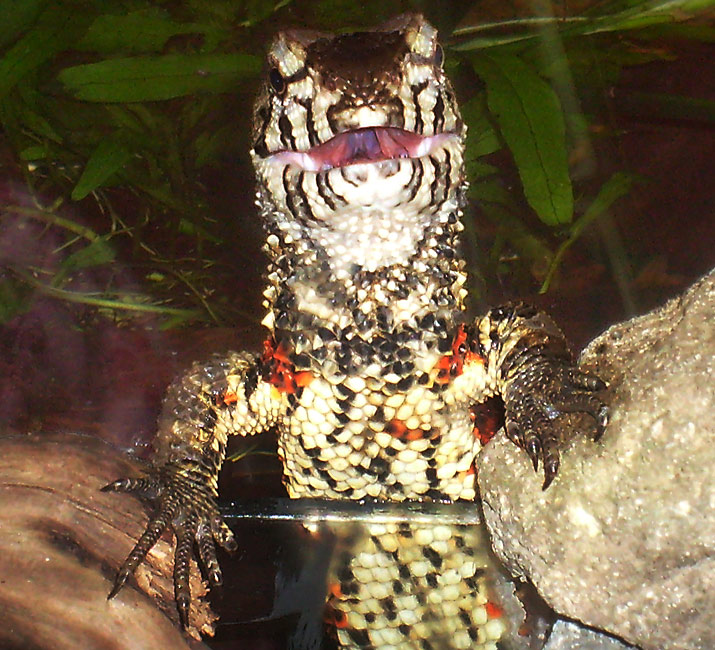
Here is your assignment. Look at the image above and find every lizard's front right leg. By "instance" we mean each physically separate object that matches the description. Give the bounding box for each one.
[102,349,287,628]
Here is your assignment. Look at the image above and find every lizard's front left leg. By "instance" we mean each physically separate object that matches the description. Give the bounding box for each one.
[102,350,286,627]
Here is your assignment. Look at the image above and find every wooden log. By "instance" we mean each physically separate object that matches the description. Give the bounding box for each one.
[0,432,215,649]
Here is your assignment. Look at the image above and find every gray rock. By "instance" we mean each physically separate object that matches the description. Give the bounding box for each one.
[477,269,715,650]
[544,620,636,650]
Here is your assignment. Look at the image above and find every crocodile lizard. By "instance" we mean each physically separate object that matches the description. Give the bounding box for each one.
[104,14,608,646]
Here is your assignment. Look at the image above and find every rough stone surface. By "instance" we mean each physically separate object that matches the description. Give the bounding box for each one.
[0,432,214,649]
[477,269,715,650]
[544,620,636,650]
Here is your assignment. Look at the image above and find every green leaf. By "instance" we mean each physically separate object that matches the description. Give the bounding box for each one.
[478,199,554,270]
[193,124,235,168]
[178,217,222,243]
[17,103,63,143]
[53,237,117,287]
[540,172,634,292]
[78,10,227,55]
[0,0,48,50]
[58,53,261,103]
[471,52,573,226]
[61,238,116,272]
[0,5,93,100]
[460,96,501,159]
[19,144,48,160]
[158,311,200,330]
[584,0,715,34]
[468,178,554,277]
[238,0,294,27]
[638,22,715,42]
[469,178,517,205]
[570,172,634,240]
[466,159,500,183]
[451,0,715,50]
[71,135,132,200]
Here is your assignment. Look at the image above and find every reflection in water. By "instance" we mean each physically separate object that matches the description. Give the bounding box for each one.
[323,522,505,649]
[222,500,521,649]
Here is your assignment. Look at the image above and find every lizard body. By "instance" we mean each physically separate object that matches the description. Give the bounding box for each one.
[105,15,607,646]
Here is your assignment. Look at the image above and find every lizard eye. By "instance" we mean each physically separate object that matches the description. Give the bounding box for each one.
[269,67,286,95]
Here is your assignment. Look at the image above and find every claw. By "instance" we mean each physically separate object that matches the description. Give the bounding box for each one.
[209,568,223,586]
[197,523,223,586]
[106,510,176,603]
[177,593,191,630]
[101,476,161,500]
[542,457,559,490]
[595,404,609,440]
[212,515,238,552]
[173,514,198,629]
[107,570,130,600]
[505,420,522,446]
[499,320,609,491]
[541,448,560,490]
[525,436,540,472]
[104,464,235,629]
[101,478,132,492]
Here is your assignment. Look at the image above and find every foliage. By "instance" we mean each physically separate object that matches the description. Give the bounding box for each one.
[0,0,713,325]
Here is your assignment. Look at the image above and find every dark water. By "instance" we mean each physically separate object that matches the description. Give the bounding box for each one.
[208,500,529,650]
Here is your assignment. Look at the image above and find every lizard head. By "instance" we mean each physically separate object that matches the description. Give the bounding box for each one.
[251,14,466,274]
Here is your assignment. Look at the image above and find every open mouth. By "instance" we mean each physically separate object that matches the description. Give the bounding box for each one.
[267,127,457,172]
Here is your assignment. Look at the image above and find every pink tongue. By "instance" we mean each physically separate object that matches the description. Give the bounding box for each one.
[309,127,425,169]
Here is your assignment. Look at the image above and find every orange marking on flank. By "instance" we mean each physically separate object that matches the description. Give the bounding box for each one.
[323,603,348,628]
[294,371,314,387]
[485,601,503,619]
[435,355,455,384]
[222,391,238,405]
[328,582,344,599]
[271,341,292,364]
[386,419,428,442]
[261,336,313,394]
[386,419,407,437]
[435,324,484,384]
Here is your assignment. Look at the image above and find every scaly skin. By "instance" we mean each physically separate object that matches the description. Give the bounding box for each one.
[104,14,607,643]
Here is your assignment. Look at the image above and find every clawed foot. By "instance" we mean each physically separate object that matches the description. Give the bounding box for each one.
[503,361,608,489]
[102,463,237,628]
